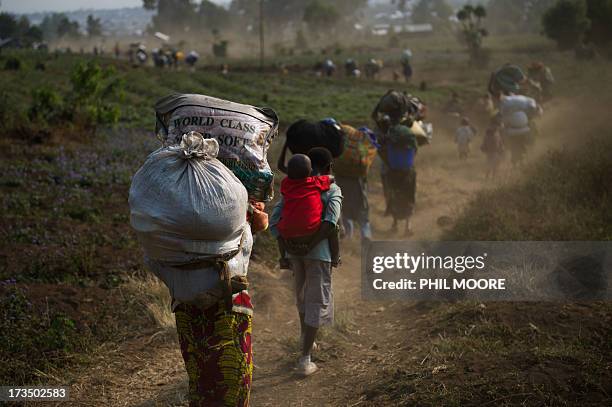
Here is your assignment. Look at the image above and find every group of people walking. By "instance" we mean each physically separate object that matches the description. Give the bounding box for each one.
[134,61,546,406]
[452,62,548,178]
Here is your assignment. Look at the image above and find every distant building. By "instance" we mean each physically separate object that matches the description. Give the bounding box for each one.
[371,23,433,36]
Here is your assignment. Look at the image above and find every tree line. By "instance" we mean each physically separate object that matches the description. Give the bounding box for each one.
[0,10,103,45]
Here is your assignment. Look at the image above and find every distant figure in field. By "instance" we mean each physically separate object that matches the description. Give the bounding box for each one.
[481,118,505,179]
[444,90,463,115]
[114,42,120,59]
[344,58,359,77]
[364,58,383,79]
[185,51,199,69]
[455,117,477,160]
[400,49,413,82]
[322,59,336,77]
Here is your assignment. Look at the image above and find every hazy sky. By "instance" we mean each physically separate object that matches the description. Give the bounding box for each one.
[2,0,230,14]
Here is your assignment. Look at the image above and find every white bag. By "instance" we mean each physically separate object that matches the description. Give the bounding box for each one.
[155,93,279,201]
[500,95,538,136]
[129,132,248,265]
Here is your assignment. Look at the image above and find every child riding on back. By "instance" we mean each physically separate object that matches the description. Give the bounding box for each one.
[277,154,340,268]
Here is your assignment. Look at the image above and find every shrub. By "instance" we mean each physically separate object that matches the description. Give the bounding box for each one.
[4,56,21,70]
[28,88,64,125]
[66,60,123,131]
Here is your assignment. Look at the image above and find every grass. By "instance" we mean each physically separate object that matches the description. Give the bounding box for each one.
[362,301,612,406]
[444,130,612,241]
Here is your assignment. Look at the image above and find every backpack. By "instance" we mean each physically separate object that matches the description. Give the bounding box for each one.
[334,125,378,178]
[285,119,345,158]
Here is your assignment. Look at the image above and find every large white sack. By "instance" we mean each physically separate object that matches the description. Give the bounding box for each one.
[155,93,279,202]
[500,95,537,115]
[129,132,248,265]
[500,95,537,136]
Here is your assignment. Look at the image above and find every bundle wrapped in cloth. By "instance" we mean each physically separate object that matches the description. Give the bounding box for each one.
[129,132,248,265]
[155,93,279,202]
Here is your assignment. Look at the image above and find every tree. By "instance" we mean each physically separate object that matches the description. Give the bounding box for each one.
[585,0,612,45]
[56,16,80,38]
[197,0,231,31]
[303,0,340,38]
[456,4,488,65]
[86,15,102,37]
[0,13,42,45]
[0,12,17,39]
[412,0,453,25]
[143,0,198,33]
[40,13,65,41]
[542,0,590,49]
[24,25,43,43]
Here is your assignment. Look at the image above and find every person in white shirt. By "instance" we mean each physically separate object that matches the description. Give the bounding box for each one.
[455,117,477,160]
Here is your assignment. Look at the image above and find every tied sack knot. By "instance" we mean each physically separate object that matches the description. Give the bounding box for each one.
[176,131,219,159]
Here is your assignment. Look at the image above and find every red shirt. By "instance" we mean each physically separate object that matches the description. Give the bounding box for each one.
[277,175,332,238]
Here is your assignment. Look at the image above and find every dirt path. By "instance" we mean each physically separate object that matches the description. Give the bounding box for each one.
[60,101,570,406]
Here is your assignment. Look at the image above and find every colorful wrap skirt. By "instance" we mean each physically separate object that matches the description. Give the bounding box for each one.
[387,167,417,220]
[174,291,253,407]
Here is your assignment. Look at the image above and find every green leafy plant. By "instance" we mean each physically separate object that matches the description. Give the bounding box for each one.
[67,60,124,131]
[456,4,489,66]
[28,87,64,125]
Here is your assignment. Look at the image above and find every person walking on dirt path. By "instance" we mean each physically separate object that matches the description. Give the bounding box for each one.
[481,117,504,179]
[145,200,267,407]
[401,49,413,82]
[455,117,477,160]
[371,91,427,236]
[334,126,378,242]
[381,121,419,236]
[498,93,541,167]
[488,64,542,167]
[270,147,343,377]
[527,62,554,103]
